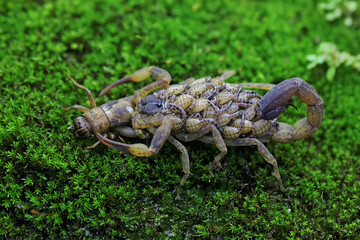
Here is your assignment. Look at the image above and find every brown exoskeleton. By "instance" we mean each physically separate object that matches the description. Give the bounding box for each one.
[66,67,323,199]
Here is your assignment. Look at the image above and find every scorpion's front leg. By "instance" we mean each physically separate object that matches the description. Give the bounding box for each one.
[96,117,172,157]
[257,78,323,142]
[99,67,172,105]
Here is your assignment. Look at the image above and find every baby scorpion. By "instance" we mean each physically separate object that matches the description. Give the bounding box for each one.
[65,67,323,198]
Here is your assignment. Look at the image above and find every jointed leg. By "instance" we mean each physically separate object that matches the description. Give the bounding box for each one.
[174,125,228,173]
[199,137,285,192]
[255,140,284,192]
[239,82,276,90]
[173,126,212,142]
[87,132,115,149]
[145,127,189,199]
[168,136,190,200]
[96,117,173,157]
[207,125,227,172]
[218,70,235,82]
[209,70,235,85]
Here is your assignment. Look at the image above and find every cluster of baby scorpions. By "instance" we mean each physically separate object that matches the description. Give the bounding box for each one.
[65,67,323,199]
[146,71,275,139]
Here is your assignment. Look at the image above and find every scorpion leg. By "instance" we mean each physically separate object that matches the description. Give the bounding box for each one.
[210,70,235,85]
[239,82,276,90]
[167,136,190,200]
[179,77,195,85]
[257,78,323,142]
[207,125,228,174]
[199,137,285,192]
[174,125,227,175]
[87,132,116,149]
[145,127,189,200]
[99,67,172,105]
[219,70,235,81]
[87,140,101,149]
[96,117,173,157]
[173,128,212,142]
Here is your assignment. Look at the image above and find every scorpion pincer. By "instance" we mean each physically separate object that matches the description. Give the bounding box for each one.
[65,67,323,198]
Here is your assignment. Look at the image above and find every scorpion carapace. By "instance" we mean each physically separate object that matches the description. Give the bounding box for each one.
[65,67,323,198]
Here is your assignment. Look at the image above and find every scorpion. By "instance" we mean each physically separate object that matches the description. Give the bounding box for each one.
[65,67,323,198]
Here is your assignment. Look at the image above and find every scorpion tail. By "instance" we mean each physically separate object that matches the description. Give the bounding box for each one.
[257,78,323,142]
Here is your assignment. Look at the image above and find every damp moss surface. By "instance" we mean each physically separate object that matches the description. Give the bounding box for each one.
[1,0,360,238]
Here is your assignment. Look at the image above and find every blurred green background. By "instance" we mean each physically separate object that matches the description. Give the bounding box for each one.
[1,0,359,238]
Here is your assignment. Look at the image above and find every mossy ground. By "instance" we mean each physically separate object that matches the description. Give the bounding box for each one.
[1,0,360,238]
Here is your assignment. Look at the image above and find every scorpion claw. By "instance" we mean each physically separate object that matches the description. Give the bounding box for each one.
[99,67,156,97]
[95,132,131,154]
[99,76,131,97]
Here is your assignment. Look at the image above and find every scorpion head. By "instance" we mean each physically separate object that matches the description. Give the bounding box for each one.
[138,95,165,116]
[73,116,92,138]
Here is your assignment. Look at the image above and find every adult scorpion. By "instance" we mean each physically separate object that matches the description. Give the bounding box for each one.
[65,67,323,198]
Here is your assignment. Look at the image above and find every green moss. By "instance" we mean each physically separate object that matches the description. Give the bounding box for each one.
[1,0,360,238]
